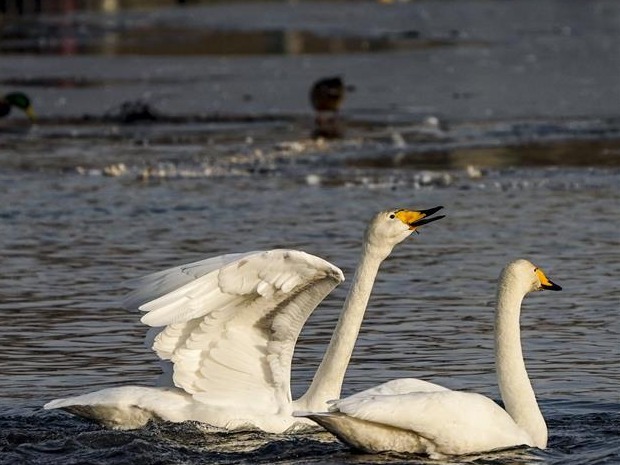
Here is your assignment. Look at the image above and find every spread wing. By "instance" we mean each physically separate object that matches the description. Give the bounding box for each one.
[124,249,344,415]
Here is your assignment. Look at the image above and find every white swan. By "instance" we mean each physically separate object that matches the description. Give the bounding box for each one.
[296,259,561,457]
[44,206,444,433]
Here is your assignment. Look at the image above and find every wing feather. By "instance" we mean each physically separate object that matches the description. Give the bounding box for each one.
[126,249,344,414]
[123,252,258,309]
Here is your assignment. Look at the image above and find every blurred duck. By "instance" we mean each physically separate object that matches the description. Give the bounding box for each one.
[104,100,159,124]
[309,76,354,138]
[0,92,36,121]
[310,77,348,113]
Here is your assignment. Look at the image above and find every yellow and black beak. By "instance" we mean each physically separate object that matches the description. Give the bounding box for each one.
[541,280,562,291]
[25,105,36,122]
[395,206,445,230]
[536,268,562,291]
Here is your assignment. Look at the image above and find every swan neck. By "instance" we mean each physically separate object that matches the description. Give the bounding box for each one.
[495,280,547,448]
[297,243,387,410]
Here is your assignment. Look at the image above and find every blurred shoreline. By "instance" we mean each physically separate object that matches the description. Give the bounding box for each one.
[1,0,619,169]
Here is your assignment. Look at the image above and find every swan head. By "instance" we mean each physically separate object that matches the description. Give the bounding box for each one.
[502,259,562,294]
[366,206,444,252]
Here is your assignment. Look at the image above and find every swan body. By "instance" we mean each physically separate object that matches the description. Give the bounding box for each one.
[45,207,444,433]
[297,259,561,456]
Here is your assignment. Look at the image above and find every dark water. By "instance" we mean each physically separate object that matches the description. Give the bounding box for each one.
[2,402,618,465]
[1,1,620,464]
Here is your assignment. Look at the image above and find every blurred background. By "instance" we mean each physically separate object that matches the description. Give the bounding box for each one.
[1,0,619,171]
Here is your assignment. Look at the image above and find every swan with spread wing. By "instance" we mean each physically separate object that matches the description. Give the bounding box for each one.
[296,259,561,457]
[44,206,444,433]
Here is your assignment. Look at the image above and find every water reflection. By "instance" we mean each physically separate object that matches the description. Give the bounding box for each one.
[0,19,472,56]
[352,139,620,170]
[0,0,478,56]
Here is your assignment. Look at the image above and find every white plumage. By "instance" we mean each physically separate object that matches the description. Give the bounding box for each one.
[138,249,343,415]
[297,259,562,457]
[45,207,444,433]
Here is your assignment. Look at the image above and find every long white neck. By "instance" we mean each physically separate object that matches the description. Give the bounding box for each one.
[297,240,388,410]
[495,278,547,448]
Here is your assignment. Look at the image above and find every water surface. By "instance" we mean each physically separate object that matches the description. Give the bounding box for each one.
[1,1,619,464]
[1,162,618,464]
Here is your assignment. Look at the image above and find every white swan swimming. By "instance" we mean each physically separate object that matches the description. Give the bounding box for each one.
[44,206,444,433]
[296,259,561,457]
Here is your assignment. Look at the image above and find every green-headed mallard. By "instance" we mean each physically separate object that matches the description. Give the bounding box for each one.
[0,92,35,121]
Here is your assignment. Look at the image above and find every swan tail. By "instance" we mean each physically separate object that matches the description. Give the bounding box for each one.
[44,386,189,430]
[45,398,154,430]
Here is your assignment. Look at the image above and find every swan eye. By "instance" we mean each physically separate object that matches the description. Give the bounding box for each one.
[389,214,395,219]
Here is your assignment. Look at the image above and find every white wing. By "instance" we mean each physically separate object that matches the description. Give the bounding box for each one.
[332,390,533,455]
[123,252,258,310]
[126,249,344,416]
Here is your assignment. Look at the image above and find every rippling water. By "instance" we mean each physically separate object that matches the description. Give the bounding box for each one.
[1,156,618,464]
